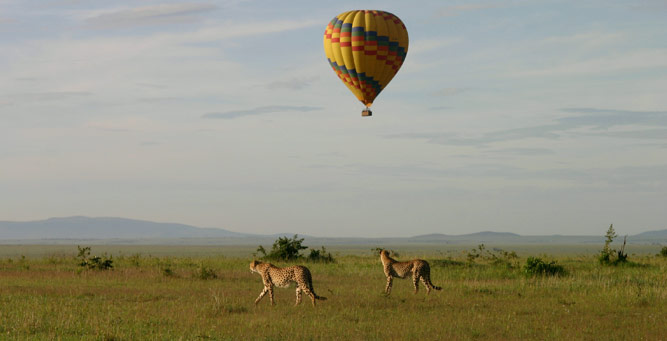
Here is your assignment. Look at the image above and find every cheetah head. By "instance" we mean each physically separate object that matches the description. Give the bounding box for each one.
[249,260,260,273]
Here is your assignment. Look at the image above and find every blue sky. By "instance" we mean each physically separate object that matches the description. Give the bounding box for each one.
[1,0,666,237]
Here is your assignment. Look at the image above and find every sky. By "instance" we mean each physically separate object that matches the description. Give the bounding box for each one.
[1,0,666,237]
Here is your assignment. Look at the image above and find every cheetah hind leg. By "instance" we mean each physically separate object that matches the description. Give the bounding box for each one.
[412,274,420,294]
[301,283,326,306]
[422,273,442,294]
[295,287,303,306]
[420,276,431,294]
[301,286,317,306]
[268,285,275,306]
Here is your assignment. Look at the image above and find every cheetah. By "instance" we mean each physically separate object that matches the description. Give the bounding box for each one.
[249,260,327,306]
[380,249,442,295]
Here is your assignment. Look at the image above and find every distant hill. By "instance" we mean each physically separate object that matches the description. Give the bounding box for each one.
[0,216,664,245]
[633,229,667,238]
[410,231,520,242]
[460,231,521,238]
[409,233,451,239]
[0,216,247,240]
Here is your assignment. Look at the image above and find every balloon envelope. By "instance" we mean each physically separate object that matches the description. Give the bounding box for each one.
[323,10,409,110]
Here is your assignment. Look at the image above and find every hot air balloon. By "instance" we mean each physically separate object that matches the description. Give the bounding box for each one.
[323,10,409,117]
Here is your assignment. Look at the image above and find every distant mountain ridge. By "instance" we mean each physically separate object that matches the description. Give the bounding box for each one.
[0,216,665,244]
[412,231,521,239]
[633,229,667,238]
[0,216,246,239]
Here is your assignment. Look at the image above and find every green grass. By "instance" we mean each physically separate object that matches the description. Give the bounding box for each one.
[0,245,665,340]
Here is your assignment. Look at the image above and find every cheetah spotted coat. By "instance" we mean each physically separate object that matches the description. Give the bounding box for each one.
[250,260,327,306]
[380,250,442,295]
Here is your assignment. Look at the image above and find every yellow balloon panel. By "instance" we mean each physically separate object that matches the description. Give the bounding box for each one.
[323,10,409,107]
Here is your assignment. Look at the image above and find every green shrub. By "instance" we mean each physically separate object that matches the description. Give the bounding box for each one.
[128,253,142,267]
[659,246,667,258]
[162,266,175,277]
[523,257,565,277]
[256,235,308,261]
[465,244,518,268]
[307,246,335,263]
[598,224,628,265]
[194,263,217,280]
[256,235,335,263]
[77,246,113,271]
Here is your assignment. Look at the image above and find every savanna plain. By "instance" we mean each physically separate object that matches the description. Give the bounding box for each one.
[0,244,665,340]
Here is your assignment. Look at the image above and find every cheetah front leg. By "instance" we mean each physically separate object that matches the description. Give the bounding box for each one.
[254,287,269,305]
[385,275,393,295]
[295,287,302,306]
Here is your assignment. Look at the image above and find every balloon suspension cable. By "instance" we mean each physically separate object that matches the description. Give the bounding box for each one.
[361,106,372,117]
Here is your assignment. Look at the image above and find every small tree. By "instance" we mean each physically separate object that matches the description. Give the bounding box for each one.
[659,246,667,258]
[194,262,218,280]
[256,235,308,261]
[598,224,628,265]
[307,246,335,263]
[256,235,335,262]
[523,257,566,277]
[77,246,113,270]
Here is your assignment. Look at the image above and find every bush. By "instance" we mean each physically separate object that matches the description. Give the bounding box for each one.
[256,235,308,261]
[523,257,565,277]
[256,235,335,263]
[157,260,175,277]
[194,263,217,280]
[598,224,628,265]
[465,244,518,268]
[162,266,176,277]
[128,253,142,267]
[659,246,667,258]
[77,246,113,271]
[307,246,335,263]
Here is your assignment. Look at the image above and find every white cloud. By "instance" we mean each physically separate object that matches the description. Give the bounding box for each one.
[539,32,624,47]
[2,91,91,102]
[407,37,462,56]
[431,88,466,97]
[436,3,501,17]
[267,76,319,90]
[203,105,322,119]
[84,3,218,28]
[183,18,321,42]
[1,15,323,109]
[512,48,667,77]
[84,117,161,132]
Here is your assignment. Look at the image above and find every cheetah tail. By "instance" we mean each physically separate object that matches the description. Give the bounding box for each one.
[306,287,327,301]
[432,285,442,291]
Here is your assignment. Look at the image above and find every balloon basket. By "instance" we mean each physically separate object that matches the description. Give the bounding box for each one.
[362,108,372,117]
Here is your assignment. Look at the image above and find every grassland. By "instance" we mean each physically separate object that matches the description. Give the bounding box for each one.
[0,245,665,340]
